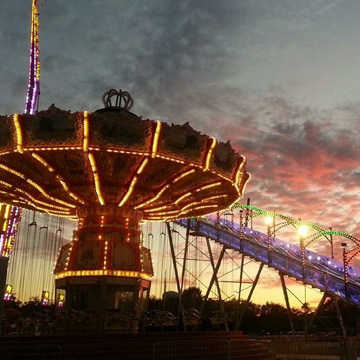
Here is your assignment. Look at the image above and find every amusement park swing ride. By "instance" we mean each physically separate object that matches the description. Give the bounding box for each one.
[0,0,250,315]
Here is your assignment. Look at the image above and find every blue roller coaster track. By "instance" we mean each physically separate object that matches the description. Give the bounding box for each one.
[176,213,360,307]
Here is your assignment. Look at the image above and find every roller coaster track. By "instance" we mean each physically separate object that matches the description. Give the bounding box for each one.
[175,205,360,308]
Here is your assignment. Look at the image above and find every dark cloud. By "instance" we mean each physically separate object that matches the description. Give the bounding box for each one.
[34,0,248,116]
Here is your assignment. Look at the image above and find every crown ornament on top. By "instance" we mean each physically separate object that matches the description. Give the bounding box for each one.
[102,89,134,111]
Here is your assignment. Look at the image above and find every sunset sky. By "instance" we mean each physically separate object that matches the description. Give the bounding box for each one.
[1,0,360,308]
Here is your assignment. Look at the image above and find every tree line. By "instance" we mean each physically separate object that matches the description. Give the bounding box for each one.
[148,286,360,335]
[3,286,360,335]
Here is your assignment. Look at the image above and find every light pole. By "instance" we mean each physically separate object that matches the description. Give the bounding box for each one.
[341,242,349,299]
[265,213,277,264]
[264,215,274,264]
[239,210,244,249]
[298,224,308,333]
[298,224,308,270]
[329,227,334,259]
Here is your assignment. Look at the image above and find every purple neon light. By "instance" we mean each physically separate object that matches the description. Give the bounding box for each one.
[0,234,4,256]
[3,1,40,256]
[0,2,38,257]
[24,0,40,115]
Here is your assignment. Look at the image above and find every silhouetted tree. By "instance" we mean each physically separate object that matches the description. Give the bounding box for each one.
[259,302,290,334]
[182,287,203,309]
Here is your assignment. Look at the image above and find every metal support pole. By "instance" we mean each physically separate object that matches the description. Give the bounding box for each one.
[235,253,245,326]
[306,292,327,334]
[180,218,191,293]
[235,263,264,331]
[279,273,296,334]
[237,253,245,300]
[196,245,226,330]
[335,298,347,338]
[204,237,229,331]
[177,218,191,332]
[166,223,181,294]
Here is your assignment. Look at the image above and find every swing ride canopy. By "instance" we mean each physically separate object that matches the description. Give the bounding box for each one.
[0,0,249,224]
[0,103,250,221]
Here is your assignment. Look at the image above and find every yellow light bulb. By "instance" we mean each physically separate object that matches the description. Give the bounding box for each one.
[298,225,308,237]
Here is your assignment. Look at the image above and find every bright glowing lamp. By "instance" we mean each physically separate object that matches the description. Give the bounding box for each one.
[264,216,273,225]
[298,224,308,237]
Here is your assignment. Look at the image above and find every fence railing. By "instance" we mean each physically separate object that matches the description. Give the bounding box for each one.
[0,333,277,360]
[264,336,358,360]
[153,339,229,360]
[1,334,359,360]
